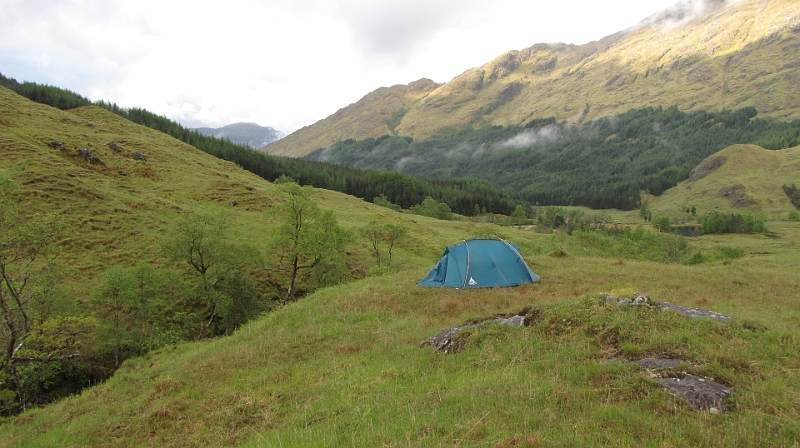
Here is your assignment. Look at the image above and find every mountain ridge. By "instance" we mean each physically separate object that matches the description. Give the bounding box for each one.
[193,122,284,149]
[264,0,800,157]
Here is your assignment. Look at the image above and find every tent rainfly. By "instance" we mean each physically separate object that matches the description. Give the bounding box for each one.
[417,238,540,288]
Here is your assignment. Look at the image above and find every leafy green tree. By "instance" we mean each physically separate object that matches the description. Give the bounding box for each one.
[652,215,672,233]
[383,224,406,268]
[162,209,259,339]
[0,177,94,413]
[410,197,453,220]
[270,182,349,304]
[361,221,385,267]
[510,205,527,225]
[639,201,651,221]
[96,267,136,369]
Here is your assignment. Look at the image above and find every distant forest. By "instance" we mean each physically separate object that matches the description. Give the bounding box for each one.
[0,73,515,215]
[305,108,800,210]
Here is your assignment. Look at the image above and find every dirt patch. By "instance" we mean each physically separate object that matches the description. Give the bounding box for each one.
[718,184,758,208]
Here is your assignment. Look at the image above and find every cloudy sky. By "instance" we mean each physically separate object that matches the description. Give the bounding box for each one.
[1,0,686,134]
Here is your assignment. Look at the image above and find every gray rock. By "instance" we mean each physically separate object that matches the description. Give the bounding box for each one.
[425,326,466,353]
[633,358,684,369]
[654,374,733,412]
[77,148,105,165]
[656,301,732,322]
[495,315,525,326]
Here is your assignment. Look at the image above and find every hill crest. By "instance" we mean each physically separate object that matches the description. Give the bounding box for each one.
[654,143,800,216]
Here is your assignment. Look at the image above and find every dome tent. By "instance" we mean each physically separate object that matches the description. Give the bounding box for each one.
[417,238,540,288]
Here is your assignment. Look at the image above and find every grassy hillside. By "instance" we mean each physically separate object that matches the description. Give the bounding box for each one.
[266,0,800,157]
[0,86,282,279]
[3,75,800,446]
[651,144,800,219]
[0,84,518,410]
[0,84,499,286]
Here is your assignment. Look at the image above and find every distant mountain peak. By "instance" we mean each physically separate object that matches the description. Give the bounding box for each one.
[194,122,284,149]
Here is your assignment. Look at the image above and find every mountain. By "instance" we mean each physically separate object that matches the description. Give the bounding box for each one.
[194,122,284,148]
[303,106,800,210]
[264,0,800,157]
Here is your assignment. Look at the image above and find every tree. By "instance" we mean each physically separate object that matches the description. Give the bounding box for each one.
[0,177,93,413]
[361,221,384,267]
[270,182,349,304]
[162,209,258,339]
[383,224,406,268]
[651,215,672,233]
[96,267,136,369]
[410,196,453,220]
[510,205,527,225]
[639,200,651,221]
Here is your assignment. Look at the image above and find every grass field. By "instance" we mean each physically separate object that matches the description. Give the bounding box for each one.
[2,219,799,447]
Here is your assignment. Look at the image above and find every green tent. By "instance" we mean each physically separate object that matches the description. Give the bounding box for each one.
[417,238,540,288]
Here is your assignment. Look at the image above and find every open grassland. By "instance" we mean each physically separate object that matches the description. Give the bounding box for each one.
[2,218,799,447]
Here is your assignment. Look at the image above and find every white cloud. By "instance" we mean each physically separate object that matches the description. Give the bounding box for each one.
[498,125,562,149]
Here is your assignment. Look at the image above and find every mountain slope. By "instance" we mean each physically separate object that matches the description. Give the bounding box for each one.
[266,78,439,157]
[193,122,284,148]
[303,106,800,210]
[265,0,800,157]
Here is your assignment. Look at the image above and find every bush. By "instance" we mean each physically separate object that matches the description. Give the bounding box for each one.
[573,226,688,263]
[789,210,800,221]
[681,245,745,265]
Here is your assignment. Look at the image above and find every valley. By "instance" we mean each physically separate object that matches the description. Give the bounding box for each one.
[2,0,800,445]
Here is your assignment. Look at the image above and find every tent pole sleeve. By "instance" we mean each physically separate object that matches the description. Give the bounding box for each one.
[463,240,470,288]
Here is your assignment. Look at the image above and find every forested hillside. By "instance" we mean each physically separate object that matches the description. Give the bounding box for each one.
[306,107,800,210]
